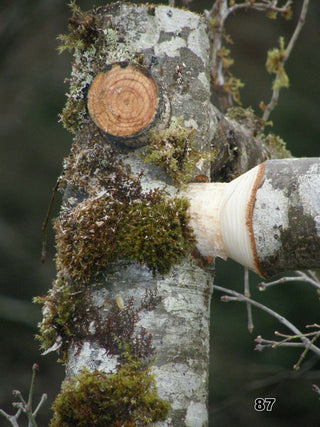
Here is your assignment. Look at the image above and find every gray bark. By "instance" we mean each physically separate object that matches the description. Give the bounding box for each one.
[64,4,218,425]
[67,261,212,426]
[253,158,320,277]
[46,3,300,426]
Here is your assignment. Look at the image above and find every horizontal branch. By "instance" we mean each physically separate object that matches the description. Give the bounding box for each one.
[186,158,320,278]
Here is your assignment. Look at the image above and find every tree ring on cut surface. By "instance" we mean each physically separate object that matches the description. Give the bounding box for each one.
[87,62,170,148]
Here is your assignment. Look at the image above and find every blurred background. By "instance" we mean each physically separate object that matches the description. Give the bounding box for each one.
[0,0,319,425]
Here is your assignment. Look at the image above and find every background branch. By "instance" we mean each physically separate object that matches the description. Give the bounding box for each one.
[213,284,320,361]
[262,0,310,121]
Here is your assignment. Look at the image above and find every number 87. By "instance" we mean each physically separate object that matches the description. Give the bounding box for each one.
[254,397,276,411]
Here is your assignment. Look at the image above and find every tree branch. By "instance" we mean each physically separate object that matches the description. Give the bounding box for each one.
[262,0,310,121]
[213,284,320,360]
[0,365,47,427]
[258,270,320,292]
[186,158,320,278]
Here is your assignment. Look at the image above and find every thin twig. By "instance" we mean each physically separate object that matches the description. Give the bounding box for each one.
[275,330,320,341]
[32,394,47,418]
[294,331,320,370]
[262,0,310,121]
[244,267,254,332]
[255,336,306,349]
[0,364,47,427]
[222,0,292,22]
[295,271,320,290]
[213,284,320,358]
[285,0,309,60]
[258,270,320,291]
[0,409,20,427]
[41,178,60,263]
[26,364,39,427]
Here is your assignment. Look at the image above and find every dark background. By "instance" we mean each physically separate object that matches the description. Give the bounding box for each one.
[1,0,319,425]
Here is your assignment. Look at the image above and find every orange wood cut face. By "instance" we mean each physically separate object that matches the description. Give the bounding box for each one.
[87,64,158,137]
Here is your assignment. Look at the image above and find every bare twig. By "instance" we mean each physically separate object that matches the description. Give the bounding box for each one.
[244,267,254,332]
[0,364,47,427]
[262,0,310,121]
[258,270,320,292]
[0,409,21,427]
[206,0,309,118]
[213,284,320,360]
[222,0,292,22]
[32,394,47,418]
[207,0,291,70]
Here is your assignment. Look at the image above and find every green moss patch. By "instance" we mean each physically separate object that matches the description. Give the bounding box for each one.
[34,277,95,357]
[50,355,169,427]
[55,188,194,282]
[259,133,291,159]
[35,277,158,362]
[58,3,134,133]
[145,117,208,185]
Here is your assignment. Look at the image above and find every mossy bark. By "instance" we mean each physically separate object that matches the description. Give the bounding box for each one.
[53,4,218,426]
[43,2,291,426]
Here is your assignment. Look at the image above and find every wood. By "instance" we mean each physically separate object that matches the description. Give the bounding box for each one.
[59,4,215,425]
[46,3,310,426]
[87,62,169,148]
[186,158,320,278]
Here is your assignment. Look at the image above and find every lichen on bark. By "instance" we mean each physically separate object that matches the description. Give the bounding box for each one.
[37,3,221,425]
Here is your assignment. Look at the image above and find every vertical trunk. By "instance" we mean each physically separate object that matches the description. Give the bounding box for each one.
[44,3,217,426]
[40,3,291,426]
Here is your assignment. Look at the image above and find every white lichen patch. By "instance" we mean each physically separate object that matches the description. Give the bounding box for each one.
[155,6,200,33]
[197,72,210,92]
[184,118,198,130]
[298,174,320,220]
[185,402,208,427]
[120,150,177,196]
[154,37,187,58]
[162,292,204,318]
[252,178,289,257]
[153,363,204,407]
[67,342,118,377]
[187,30,210,65]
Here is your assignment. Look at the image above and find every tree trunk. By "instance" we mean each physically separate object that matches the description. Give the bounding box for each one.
[38,2,314,426]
